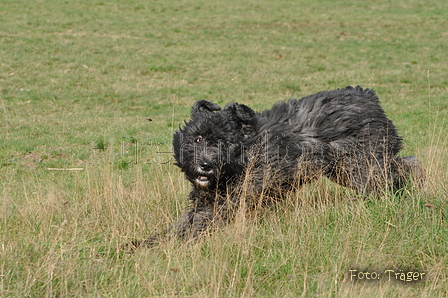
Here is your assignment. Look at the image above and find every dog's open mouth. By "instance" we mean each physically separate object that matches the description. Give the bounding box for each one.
[196,175,210,186]
[197,175,209,182]
[195,167,213,187]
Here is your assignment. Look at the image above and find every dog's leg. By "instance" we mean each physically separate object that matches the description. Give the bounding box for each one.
[171,204,219,240]
[127,235,160,250]
[324,151,391,195]
[128,203,219,248]
[392,156,425,190]
[124,204,218,250]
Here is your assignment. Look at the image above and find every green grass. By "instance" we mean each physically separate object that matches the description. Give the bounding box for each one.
[1,0,447,296]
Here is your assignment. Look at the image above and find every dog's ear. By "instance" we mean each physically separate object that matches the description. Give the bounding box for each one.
[191,100,221,118]
[224,103,255,124]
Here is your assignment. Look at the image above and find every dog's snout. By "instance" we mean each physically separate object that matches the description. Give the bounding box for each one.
[199,160,212,172]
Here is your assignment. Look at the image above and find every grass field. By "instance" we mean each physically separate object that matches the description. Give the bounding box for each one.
[1,0,447,296]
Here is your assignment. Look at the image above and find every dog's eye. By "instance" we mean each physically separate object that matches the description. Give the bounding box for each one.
[195,136,203,143]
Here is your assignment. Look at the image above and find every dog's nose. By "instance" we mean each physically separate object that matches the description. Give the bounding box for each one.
[199,160,212,172]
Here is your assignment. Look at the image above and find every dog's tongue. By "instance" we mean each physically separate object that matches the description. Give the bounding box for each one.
[198,176,208,181]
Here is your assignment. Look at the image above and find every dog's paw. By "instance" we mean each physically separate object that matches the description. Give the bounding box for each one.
[122,236,159,253]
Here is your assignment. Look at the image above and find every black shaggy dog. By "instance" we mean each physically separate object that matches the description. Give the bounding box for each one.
[134,86,422,247]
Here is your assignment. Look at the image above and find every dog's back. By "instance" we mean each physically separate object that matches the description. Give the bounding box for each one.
[260,86,402,151]
[255,86,407,193]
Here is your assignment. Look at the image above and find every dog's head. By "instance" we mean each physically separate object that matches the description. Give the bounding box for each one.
[173,100,257,190]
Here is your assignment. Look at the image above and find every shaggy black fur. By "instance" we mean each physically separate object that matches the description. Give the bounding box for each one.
[133,86,422,247]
